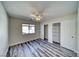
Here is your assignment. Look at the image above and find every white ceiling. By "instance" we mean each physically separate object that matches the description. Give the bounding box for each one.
[2,1,78,21]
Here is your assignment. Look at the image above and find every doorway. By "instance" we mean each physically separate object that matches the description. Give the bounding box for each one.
[52,23,60,45]
[44,24,48,41]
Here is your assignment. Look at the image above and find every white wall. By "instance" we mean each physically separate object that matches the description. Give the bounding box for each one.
[0,2,9,56]
[40,13,77,52]
[61,19,77,52]
[9,17,40,46]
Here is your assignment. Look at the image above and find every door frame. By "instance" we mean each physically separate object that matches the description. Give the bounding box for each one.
[44,24,48,40]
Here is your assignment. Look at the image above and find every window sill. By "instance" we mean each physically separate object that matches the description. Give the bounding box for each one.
[22,33,36,35]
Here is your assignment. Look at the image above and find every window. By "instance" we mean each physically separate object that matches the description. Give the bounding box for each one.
[22,24,35,34]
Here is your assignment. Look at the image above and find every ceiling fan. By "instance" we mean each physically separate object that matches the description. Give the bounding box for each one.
[31,9,44,22]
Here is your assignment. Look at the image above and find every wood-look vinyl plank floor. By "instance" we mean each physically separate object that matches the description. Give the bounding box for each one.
[6,39,77,57]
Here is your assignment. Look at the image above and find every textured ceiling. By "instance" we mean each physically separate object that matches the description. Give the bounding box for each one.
[2,1,78,21]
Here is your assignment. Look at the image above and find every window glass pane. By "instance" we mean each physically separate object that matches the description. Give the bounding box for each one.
[29,26,35,33]
[22,25,29,34]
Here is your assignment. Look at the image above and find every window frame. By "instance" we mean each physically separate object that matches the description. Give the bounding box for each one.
[22,23,36,35]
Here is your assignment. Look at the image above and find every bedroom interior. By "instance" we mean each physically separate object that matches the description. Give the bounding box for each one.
[0,1,79,57]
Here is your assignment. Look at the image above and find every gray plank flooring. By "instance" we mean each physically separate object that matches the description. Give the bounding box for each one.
[6,39,77,57]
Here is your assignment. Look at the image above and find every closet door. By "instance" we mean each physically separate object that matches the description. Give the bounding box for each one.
[53,23,60,44]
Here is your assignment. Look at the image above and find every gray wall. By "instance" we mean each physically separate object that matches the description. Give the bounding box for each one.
[9,17,40,46]
[77,2,79,56]
[0,2,9,56]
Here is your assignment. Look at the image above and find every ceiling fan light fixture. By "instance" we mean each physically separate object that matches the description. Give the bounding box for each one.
[36,17,40,21]
[31,13,42,21]
[36,15,42,21]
